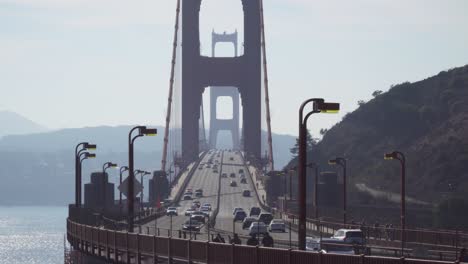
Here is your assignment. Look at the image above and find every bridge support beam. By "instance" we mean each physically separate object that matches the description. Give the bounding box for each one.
[182,0,262,163]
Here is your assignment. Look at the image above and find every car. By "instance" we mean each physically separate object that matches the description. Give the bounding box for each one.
[222,173,228,178]
[230,173,236,178]
[166,207,178,216]
[213,169,218,173]
[239,173,245,178]
[258,213,273,225]
[229,157,234,161]
[192,200,201,208]
[195,190,203,197]
[200,206,211,217]
[249,222,268,235]
[190,212,206,223]
[203,203,212,210]
[249,207,261,217]
[306,237,355,255]
[239,169,244,174]
[206,164,211,168]
[240,177,247,184]
[234,210,247,222]
[242,217,257,229]
[242,190,251,197]
[198,166,203,170]
[185,190,193,196]
[230,180,237,187]
[182,219,202,232]
[331,229,366,245]
[185,208,195,216]
[183,194,192,200]
[269,219,286,232]
[232,207,244,216]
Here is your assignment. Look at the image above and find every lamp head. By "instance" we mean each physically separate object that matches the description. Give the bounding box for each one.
[313,99,340,114]
[84,143,97,150]
[328,159,338,165]
[384,152,397,160]
[139,127,157,136]
[86,153,96,159]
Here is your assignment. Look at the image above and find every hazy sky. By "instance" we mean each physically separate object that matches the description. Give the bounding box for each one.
[1,0,468,137]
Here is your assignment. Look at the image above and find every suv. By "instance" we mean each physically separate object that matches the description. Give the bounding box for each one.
[258,213,273,225]
[242,217,256,229]
[249,207,261,217]
[230,180,237,187]
[195,189,203,197]
[234,210,247,222]
[306,237,355,255]
[222,173,228,178]
[238,169,244,174]
[242,190,251,197]
[332,229,365,245]
[166,207,178,216]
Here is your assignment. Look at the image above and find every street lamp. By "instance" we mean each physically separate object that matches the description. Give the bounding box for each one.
[102,162,118,211]
[128,126,157,232]
[119,166,129,214]
[75,142,97,207]
[135,170,151,210]
[306,162,319,219]
[328,157,347,225]
[298,98,339,250]
[384,151,406,255]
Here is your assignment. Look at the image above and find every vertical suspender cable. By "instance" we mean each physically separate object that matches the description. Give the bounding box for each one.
[161,0,181,172]
[259,0,274,171]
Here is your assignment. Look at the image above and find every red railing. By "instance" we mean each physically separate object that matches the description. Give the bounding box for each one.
[67,219,460,264]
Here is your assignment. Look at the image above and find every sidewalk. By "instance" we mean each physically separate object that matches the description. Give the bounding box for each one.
[247,164,268,206]
[168,163,195,201]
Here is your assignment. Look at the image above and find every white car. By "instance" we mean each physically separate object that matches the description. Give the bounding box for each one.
[185,208,195,216]
[306,237,355,255]
[331,229,365,245]
[203,203,212,210]
[166,207,178,216]
[249,222,268,235]
[269,219,286,232]
[200,206,211,217]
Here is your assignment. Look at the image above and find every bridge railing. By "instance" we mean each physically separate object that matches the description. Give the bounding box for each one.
[67,218,460,264]
[279,213,468,251]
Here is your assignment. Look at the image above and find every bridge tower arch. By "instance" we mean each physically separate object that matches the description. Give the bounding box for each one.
[209,30,241,150]
[182,0,261,162]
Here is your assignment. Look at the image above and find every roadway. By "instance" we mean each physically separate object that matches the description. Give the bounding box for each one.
[143,149,298,246]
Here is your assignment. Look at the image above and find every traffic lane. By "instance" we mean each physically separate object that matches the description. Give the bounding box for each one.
[215,153,259,233]
[143,153,218,234]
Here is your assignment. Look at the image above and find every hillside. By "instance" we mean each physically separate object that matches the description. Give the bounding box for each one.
[288,65,468,204]
[0,111,47,137]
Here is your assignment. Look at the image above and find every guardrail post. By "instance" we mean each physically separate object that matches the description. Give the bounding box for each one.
[114,230,118,263]
[188,239,192,264]
[147,226,150,234]
[126,232,131,264]
[255,245,259,264]
[287,248,292,264]
[231,243,235,264]
[360,254,365,264]
[137,233,141,264]
[400,256,405,264]
[153,235,158,264]
[168,236,172,264]
[106,230,110,261]
[206,241,210,264]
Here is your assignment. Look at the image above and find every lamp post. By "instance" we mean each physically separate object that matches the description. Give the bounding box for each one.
[102,162,118,211]
[119,166,129,215]
[306,162,319,219]
[384,151,406,256]
[128,126,157,232]
[75,142,97,207]
[328,157,347,225]
[298,98,339,250]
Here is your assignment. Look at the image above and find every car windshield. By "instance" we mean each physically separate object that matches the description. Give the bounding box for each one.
[335,231,345,237]
[168,207,176,210]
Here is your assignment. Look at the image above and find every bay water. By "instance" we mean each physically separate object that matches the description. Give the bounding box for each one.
[0,206,67,264]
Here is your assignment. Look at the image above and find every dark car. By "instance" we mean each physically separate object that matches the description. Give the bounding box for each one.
[234,210,247,222]
[242,190,251,197]
[183,194,192,200]
[190,213,206,223]
[230,180,237,187]
[182,220,202,232]
[258,213,273,225]
[240,177,247,184]
[242,217,257,229]
[249,207,261,217]
[239,169,244,174]
[230,173,236,178]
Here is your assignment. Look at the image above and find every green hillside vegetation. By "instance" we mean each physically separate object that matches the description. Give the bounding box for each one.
[288,65,468,208]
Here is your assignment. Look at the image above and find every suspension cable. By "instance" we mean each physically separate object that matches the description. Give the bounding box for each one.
[161,0,181,172]
[259,0,274,171]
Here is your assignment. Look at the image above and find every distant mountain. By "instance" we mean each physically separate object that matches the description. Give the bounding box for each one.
[286,65,468,205]
[0,111,47,138]
[0,125,295,205]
